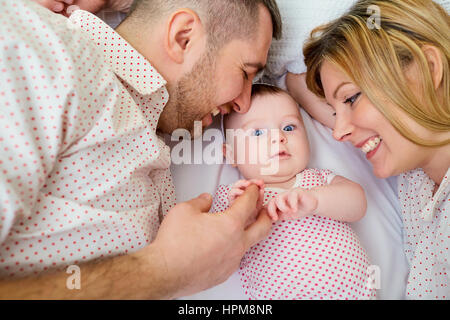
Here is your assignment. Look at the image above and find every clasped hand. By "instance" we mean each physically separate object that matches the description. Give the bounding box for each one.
[153,184,272,298]
[229,179,318,222]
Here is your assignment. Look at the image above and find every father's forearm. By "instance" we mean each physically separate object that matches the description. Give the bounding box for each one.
[0,244,172,299]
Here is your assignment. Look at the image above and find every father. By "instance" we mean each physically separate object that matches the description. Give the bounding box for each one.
[0,0,281,298]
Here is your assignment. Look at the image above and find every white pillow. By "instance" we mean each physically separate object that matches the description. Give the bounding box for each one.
[265,0,450,82]
[265,0,357,80]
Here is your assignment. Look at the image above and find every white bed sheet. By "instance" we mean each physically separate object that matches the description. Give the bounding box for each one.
[170,110,409,300]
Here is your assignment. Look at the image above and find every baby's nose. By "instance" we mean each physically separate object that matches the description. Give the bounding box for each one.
[271,130,286,144]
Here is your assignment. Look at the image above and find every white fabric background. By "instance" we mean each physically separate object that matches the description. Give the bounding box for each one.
[264,0,450,80]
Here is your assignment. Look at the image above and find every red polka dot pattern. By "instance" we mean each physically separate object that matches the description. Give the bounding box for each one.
[0,1,175,278]
[398,168,449,299]
[213,169,376,299]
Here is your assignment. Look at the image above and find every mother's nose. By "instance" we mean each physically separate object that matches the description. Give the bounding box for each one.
[333,112,354,141]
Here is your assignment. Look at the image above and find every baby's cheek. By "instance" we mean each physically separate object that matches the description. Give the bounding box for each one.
[234,136,270,166]
[236,164,264,182]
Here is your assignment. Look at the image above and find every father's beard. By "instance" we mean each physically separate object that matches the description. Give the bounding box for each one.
[157,51,217,137]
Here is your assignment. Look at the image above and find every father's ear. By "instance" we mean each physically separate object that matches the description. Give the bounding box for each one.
[164,9,205,64]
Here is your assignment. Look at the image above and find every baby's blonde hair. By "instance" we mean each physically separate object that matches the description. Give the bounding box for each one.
[304,0,450,147]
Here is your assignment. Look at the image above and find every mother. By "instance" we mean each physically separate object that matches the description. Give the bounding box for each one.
[289,0,449,299]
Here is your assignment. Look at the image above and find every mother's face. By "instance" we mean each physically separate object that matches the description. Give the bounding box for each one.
[319,61,434,179]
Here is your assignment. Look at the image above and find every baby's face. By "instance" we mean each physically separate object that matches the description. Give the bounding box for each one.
[224,92,310,184]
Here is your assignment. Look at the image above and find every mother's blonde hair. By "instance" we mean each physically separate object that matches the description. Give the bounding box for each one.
[304,0,450,147]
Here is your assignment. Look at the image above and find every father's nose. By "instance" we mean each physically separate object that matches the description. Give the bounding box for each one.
[231,80,252,114]
[333,113,354,141]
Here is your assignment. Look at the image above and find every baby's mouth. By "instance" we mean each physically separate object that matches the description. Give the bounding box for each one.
[270,151,291,159]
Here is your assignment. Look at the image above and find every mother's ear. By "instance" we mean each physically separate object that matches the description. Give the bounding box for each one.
[422,45,444,90]
[164,8,205,64]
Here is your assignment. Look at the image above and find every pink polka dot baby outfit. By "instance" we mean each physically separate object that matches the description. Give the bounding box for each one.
[212,169,376,300]
[398,168,449,299]
[0,1,175,278]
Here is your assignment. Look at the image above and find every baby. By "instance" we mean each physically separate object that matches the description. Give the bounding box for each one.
[212,84,376,299]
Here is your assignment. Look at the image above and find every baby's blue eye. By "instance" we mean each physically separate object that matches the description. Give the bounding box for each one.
[283,125,295,132]
[253,129,265,137]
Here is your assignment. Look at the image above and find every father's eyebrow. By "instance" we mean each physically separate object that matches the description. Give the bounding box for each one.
[333,82,351,99]
[244,62,265,73]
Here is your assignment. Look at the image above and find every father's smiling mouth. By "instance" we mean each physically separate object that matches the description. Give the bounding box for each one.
[201,113,214,127]
[201,105,233,127]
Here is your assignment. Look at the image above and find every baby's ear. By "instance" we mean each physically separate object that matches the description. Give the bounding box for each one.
[222,143,237,167]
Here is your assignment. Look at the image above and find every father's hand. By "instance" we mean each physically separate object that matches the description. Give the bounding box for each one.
[152,184,272,298]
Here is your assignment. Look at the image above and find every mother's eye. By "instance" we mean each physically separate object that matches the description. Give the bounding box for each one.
[344,92,361,106]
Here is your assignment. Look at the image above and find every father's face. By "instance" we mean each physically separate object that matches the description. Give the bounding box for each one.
[159,5,273,136]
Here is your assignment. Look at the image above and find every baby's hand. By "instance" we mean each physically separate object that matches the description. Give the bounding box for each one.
[33,0,74,13]
[229,179,265,207]
[65,0,108,14]
[33,0,110,15]
[267,188,318,221]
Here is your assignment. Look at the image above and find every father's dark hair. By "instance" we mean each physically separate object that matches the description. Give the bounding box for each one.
[126,0,282,50]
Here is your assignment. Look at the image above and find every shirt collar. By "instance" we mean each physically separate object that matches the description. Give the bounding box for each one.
[68,10,166,96]
[404,167,450,222]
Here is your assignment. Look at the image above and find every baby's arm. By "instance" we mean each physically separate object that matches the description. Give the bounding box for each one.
[286,72,336,130]
[268,175,367,223]
[310,175,367,222]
